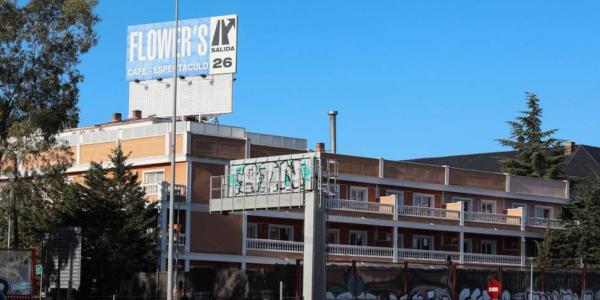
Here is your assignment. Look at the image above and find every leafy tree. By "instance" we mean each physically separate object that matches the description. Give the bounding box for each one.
[497,92,565,179]
[0,144,74,248]
[0,0,98,249]
[56,144,159,296]
[538,174,600,268]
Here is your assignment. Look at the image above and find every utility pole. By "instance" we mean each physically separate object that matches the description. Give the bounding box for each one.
[166,0,180,299]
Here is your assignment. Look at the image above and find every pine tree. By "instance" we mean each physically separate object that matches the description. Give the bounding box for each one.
[538,174,600,268]
[497,92,565,179]
[56,143,159,296]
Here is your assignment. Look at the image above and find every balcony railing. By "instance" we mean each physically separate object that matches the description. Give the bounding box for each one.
[142,182,186,200]
[527,217,564,229]
[397,205,459,220]
[327,244,394,258]
[327,199,394,215]
[464,253,522,266]
[398,248,459,262]
[246,239,522,266]
[247,238,304,253]
[464,211,521,226]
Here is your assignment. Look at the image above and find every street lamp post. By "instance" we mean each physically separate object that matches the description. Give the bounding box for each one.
[166,0,180,299]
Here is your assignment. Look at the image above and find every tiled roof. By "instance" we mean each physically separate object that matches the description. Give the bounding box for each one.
[405,145,600,179]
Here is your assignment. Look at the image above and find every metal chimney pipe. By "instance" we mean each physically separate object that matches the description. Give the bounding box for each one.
[328,110,338,153]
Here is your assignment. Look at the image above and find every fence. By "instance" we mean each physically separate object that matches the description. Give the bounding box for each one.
[104,263,600,300]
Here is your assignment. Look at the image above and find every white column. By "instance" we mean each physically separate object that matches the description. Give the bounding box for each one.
[303,189,326,299]
[241,212,248,271]
[393,226,398,263]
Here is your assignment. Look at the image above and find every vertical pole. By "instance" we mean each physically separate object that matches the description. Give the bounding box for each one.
[540,265,544,293]
[40,271,43,300]
[459,201,464,264]
[32,248,36,300]
[452,264,457,300]
[67,242,73,300]
[328,111,337,153]
[393,226,398,263]
[167,0,179,299]
[295,259,301,300]
[241,212,247,272]
[498,266,503,292]
[530,259,533,300]
[403,262,408,295]
[280,281,283,300]
[582,264,587,300]
[6,214,10,248]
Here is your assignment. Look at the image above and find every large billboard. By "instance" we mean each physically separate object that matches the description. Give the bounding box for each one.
[127,15,237,81]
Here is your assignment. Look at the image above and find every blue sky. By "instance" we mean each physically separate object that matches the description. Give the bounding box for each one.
[78,1,600,159]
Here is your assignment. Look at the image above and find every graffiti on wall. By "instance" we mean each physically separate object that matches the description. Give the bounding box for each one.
[229,158,313,196]
[324,266,599,300]
[0,250,32,296]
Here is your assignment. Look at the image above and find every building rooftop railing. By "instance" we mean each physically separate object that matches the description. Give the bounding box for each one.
[58,120,307,150]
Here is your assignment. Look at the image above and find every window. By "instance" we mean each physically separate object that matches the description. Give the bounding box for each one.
[349,230,368,246]
[480,200,496,214]
[450,197,472,212]
[324,184,340,198]
[504,238,519,251]
[327,229,340,244]
[464,239,473,253]
[480,240,497,255]
[386,190,405,206]
[376,230,392,241]
[268,225,294,241]
[512,203,528,216]
[397,233,404,248]
[535,206,554,219]
[413,235,433,250]
[413,193,434,208]
[143,170,165,184]
[247,223,258,239]
[350,186,368,202]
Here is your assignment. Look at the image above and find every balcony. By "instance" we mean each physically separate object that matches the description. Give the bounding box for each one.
[142,182,187,201]
[327,199,394,215]
[246,239,522,266]
[326,199,564,230]
[397,248,459,262]
[464,211,521,226]
[247,238,304,253]
[463,253,522,266]
[527,217,565,229]
[328,244,393,259]
[397,205,458,220]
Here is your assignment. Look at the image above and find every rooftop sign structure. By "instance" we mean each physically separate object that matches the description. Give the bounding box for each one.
[126,15,237,81]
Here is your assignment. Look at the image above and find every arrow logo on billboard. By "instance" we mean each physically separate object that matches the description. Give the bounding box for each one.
[212,18,236,46]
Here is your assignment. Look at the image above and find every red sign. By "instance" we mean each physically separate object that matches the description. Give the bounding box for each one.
[487,279,502,299]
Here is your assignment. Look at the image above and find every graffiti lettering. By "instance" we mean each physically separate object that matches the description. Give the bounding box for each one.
[229,158,313,196]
